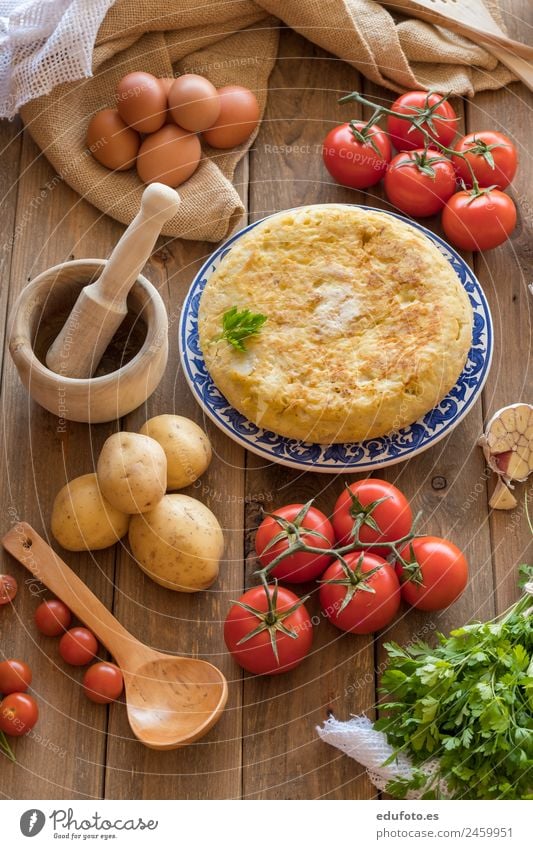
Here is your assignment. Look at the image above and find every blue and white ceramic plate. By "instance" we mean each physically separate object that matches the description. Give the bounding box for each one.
[179,206,493,473]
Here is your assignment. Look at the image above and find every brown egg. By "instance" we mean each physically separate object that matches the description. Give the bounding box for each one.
[136,124,201,187]
[86,109,140,171]
[116,72,167,133]
[159,77,177,123]
[202,85,260,149]
[159,77,175,99]
[168,74,220,133]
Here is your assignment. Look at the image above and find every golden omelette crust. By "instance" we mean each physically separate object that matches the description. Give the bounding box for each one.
[198,205,473,444]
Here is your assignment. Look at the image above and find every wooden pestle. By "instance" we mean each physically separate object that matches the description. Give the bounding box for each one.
[46,183,181,378]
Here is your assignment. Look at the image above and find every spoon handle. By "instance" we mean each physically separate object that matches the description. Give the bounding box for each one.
[2,523,140,668]
[485,45,533,92]
[383,0,533,60]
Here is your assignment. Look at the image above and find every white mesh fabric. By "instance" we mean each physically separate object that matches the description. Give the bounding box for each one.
[316,714,447,798]
[0,0,115,118]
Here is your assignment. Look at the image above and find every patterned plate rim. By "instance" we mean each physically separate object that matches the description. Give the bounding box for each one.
[178,205,493,473]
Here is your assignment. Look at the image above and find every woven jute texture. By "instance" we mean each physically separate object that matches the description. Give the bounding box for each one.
[20,0,515,241]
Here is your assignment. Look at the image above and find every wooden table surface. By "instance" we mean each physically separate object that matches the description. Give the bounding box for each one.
[0,2,531,801]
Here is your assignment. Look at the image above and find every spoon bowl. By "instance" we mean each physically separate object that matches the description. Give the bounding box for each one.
[2,523,228,750]
[124,655,227,749]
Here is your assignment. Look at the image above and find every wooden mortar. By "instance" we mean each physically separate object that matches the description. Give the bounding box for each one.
[9,259,168,423]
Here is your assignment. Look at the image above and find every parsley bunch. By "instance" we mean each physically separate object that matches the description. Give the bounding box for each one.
[375,565,533,800]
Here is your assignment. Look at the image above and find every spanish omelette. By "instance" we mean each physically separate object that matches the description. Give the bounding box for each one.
[197,205,473,444]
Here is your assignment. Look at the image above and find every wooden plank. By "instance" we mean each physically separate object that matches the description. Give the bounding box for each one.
[103,159,248,800]
[0,131,124,797]
[359,81,496,665]
[363,80,496,772]
[0,117,22,384]
[242,30,376,800]
[363,38,521,793]
[470,0,533,613]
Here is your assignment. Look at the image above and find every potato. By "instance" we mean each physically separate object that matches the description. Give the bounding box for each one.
[51,473,129,551]
[97,432,167,514]
[139,415,211,490]
[129,494,223,592]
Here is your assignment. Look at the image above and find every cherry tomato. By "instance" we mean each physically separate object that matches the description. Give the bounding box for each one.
[0,574,18,605]
[0,692,38,736]
[322,122,391,189]
[256,503,335,583]
[384,149,456,217]
[452,131,518,190]
[59,628,98,666]
[0,660,32,694]
[320,552,400,634]
[83,662,124,704]
[396,536,468,611]
[442,189,516,251]
[332,479,413,556]
[386,92,458,152]
[35,599,72,637]
[224,582,313,675]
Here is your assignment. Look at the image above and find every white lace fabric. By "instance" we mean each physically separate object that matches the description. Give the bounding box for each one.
[0,0,115,119]
[316,714,446,799]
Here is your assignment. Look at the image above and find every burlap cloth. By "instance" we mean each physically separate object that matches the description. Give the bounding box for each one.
[20,0,516,242]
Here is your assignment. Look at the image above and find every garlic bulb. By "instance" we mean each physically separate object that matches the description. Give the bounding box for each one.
[489,478,518,510]
[478,403,533,510]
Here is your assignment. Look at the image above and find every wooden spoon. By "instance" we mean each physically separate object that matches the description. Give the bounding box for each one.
[2,523,228,750]
[46,183,181,380]
[384,0,533,58]
[480,46,533,93]
[384,0,533,90]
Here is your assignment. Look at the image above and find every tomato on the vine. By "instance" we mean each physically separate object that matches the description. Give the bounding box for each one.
[332,479,413,556]
[0,692,38,736]
[442,188,516,251]
[386,91,458,151]
[396,536,468,611]
[452,131,517,189]
[83,662,124,704]
[255,502,335,583]
[384,149,457,217]
[320,552,400,634]
[0,660,32,695]
[59,628,98,666]
[0,574,18,605]
[322,121,391,189]
[35,599,72,637]
[224,581,313,675]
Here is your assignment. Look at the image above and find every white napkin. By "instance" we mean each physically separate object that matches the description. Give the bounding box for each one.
[0,0,115,118]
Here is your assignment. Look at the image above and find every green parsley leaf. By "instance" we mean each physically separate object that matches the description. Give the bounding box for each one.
[218,306,267,352]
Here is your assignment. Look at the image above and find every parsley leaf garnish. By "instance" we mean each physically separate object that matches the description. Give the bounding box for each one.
[219,306,267,352]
